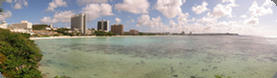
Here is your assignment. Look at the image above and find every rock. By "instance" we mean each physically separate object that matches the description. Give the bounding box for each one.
[173,74,178,77]
[191,76,196,78]
[140,60,145,64]
[201,68,208,72]
[170,67,175,73]
[212,66,218,70]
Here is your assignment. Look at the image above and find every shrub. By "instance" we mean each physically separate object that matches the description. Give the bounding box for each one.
[0,28,43,78]
[94,31,115,36]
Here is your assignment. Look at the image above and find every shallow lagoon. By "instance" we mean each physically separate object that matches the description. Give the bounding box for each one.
[35,36,277,78]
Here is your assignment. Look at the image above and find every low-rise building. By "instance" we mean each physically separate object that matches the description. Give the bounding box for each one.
[129,29,139,35]
[111,24,124,35]
[8,21,32,33]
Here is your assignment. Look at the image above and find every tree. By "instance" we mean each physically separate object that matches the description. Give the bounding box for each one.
[94,31,115,36]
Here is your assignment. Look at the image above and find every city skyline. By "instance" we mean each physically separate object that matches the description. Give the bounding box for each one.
[1,0,277,37]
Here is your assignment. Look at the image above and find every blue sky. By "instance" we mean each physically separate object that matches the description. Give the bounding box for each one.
[1,0,277,36]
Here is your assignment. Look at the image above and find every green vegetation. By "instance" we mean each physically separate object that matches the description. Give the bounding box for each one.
[55,28,73,36]
[32,24,50,30]
[94,31,115,36]
[0,28,43,78]
[31,34,51,37]
[138,32,157,35]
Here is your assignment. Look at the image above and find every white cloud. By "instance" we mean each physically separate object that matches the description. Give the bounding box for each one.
[115,0,149,14]
[133,0,275,36]
[177,13,189,25]
[155,0,185,18]
[23,0,28,6]
[136,14,189,33]
[41,10,75,24]
[137,14,164,28]
[6,0,28,9]
[249,1,273,17]
[115,17,121,24]
[243,0,274,25]
[209,0,238,18]
[82,3,113,21]
[47,0,67,11]
[192,2,208,14]
[244,17,259,25]
[0,11,12,21]
[130,19,135,23]
[240,15,247,18]
[14,3,22,9]
[6,0,13,3]
[77,0,111,5]
[41,17,54,24]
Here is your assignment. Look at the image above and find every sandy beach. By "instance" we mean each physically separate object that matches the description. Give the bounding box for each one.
[30,36,97,40]
[29,35,170,40]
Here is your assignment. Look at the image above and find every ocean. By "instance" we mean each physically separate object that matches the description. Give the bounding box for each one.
[35,36,277,78]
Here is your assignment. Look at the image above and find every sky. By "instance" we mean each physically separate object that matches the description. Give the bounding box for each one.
[0,0,277,37]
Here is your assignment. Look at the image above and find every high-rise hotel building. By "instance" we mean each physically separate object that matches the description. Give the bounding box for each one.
[97,20,109,32]
[71,13,86,34]
[111,24,124,35]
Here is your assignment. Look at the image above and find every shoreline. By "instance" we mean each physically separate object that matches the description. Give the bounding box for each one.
[29,35,167,40]
[30,34,242,40]
[30,36,97,40]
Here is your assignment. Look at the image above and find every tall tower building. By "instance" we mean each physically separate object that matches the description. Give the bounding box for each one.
[97,20,109,32]
[71,13,86,34]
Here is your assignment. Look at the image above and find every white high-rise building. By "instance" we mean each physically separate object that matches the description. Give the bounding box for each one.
[97,20,109,32]
[71,13,86,34]
[8,20,32,33]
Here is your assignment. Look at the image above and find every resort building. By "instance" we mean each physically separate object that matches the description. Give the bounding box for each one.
[0,21,8,29]
[8,20,32,33]
[111,24,124,35]
[71,13,87,34]
[97,20,109,32]
[129,29,139,35]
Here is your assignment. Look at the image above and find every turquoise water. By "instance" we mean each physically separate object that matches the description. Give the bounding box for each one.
[35,36,277,78]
